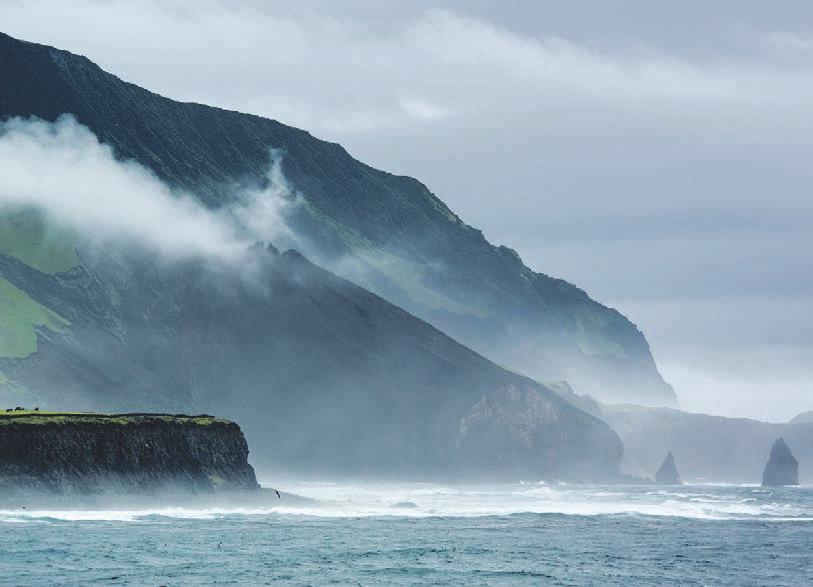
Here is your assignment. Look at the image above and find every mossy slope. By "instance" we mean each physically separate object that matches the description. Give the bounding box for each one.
[0,277,68,358]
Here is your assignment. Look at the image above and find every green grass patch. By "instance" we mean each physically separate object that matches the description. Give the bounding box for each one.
[298,200,489,318]
[568,306,628,359]
[0,411,229,427]
[0,277,69,358]
[351,246,490,318]
[0,208,78,274]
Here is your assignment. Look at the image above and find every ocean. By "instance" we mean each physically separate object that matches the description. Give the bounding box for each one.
[0,482,810,585]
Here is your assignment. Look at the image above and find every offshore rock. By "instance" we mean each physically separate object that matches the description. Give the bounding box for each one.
[762,438,799,487]
[0,412,259,495]
[654,451,681,485]
[600,404,813,484]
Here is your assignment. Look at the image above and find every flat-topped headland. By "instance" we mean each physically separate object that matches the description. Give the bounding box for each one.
[0,411,259,495]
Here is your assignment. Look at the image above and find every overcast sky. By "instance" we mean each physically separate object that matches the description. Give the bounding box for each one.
[2,0,812,421]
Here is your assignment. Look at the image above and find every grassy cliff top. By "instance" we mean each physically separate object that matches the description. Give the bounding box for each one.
[0,411,229,426]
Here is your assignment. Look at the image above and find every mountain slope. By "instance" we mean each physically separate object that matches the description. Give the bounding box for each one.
[0,32,674,405]
[0,242,622,479]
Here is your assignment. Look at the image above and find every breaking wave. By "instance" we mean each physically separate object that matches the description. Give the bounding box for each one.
[0,482,810,523]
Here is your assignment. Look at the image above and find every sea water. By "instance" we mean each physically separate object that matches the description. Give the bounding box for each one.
[0,482,810,585]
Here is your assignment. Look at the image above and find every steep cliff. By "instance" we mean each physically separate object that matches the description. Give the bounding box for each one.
[0,412,258,494]
[0,31,674,405]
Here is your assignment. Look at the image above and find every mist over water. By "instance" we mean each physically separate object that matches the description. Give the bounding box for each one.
[271,480,813,520]
[0,482,810,585]
[1,481,810,523]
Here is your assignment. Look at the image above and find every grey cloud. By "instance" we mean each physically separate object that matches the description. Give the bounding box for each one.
[0,115,294,260]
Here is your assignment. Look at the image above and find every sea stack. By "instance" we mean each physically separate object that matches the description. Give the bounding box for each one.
[654,451,681,485]
[762,438,799,486]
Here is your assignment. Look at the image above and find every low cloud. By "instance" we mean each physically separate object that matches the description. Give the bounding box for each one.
[0,115,294,260]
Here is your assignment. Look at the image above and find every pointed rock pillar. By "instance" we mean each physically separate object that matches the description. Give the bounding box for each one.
[762,438,799,486]
[655,450,682,485]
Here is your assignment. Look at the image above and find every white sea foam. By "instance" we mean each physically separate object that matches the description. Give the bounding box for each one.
[0,482,809,523]
[268,481,813,520]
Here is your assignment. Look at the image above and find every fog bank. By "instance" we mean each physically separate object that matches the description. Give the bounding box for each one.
[0,115,294,260]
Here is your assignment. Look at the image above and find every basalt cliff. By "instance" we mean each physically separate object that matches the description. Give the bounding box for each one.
[0,412,258,494]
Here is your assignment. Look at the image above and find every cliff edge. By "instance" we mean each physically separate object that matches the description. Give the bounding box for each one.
[0,412,259,494]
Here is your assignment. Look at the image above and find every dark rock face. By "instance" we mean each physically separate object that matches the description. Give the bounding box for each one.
[654,451,681,485]
[455,385,623,480]
[762,438,799,487]
[0,414,259,494]
[0,31,674,406]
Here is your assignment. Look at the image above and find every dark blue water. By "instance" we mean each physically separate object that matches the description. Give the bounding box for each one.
[0,483,810,585]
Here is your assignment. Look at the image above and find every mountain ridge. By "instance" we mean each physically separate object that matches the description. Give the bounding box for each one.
[0,31,675,405]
